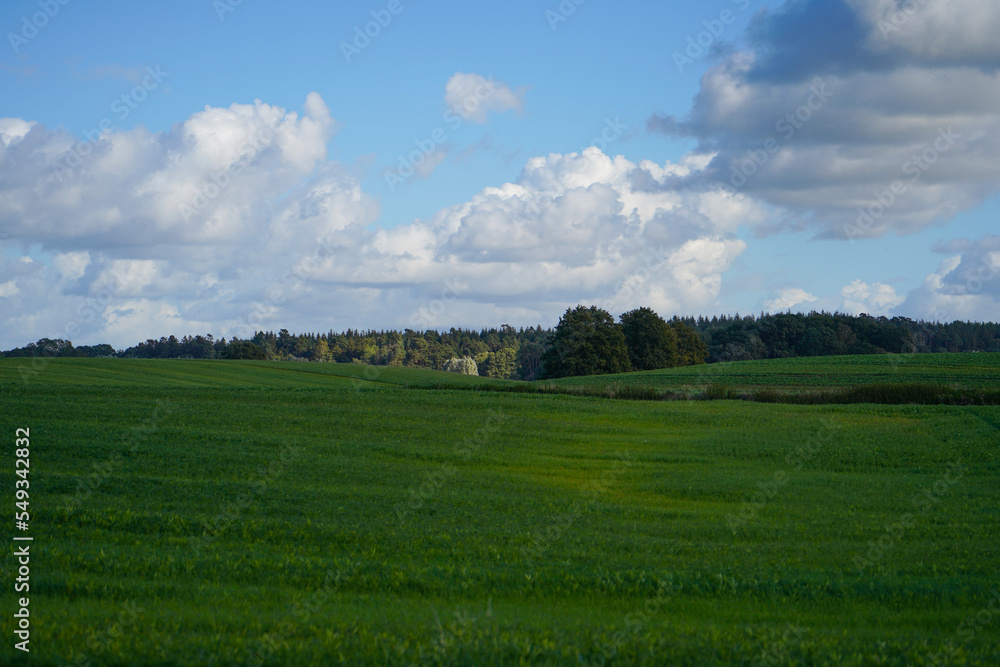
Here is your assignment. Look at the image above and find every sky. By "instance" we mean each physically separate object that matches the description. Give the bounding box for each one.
[1,0,998,350]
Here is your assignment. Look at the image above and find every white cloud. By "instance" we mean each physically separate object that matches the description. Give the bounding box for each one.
[0,118,34,147]
[52,251,90,281]
[444,73,526,124]
[763,287,818,312]
[855,0,1000,66]
[897,235,1000,322]
[649,1,1000,239]
[930,234,1000,299]
[839,279,904,315]
[0,99,753,349]
[0,94,380,348]
[0,280,17,298]
[102,299,215,346]
[1,94,341,248]
[413,148,449,178]
[298,147,749,328]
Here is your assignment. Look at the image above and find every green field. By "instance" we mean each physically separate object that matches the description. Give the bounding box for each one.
[2,356,999,665]
[547,352,1000,392]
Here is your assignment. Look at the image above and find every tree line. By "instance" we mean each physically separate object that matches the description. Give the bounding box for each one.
[3,309,998,380]
[686,312,1000,362]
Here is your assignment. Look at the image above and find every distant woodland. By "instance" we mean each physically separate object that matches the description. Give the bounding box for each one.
[4,309,999,380]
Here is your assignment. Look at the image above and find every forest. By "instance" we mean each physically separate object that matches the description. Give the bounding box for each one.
[3,309,999,381]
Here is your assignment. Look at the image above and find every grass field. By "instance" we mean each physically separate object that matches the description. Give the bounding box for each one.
[2,356,999,665]
[547,352,1000,392]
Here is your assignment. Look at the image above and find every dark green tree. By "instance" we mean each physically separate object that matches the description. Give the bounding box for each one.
[540,306,631,379]
[620,307,679,371]
[515,341,546,380]
[223,340,267,360]
[671,320,708,366]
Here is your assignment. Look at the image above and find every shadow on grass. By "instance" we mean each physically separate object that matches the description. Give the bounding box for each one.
[421,381,1000,406]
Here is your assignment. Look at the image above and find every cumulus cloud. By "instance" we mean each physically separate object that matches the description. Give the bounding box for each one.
[763,287,817,312]
[0,93,380,347]
[764,287,817,313]
[0,92,341,250]
[52,252,90,281]
[444,72,526,124]
[292,147,752,330]
[839,279,903,315]
[0,88,751,348]
[855,0,1000,69]
[101,299,215,347]
[649,0,1000,239]
[930,234,1000,299]
[895,234,1000,323]
[0,118,34,147]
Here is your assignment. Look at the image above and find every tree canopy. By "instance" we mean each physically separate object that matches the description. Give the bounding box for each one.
[672,320,709,366]
[620,307,679,371]
[539,306,632,379]
[4,312,998,378]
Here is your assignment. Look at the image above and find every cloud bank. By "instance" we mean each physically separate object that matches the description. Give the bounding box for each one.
[0,95,755,348]
[650,0,1000,240]
[3,1,999,349]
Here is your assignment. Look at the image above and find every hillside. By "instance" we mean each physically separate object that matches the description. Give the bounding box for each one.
[546,352,1000,392]
[0,357,508,390]
[2,356,998,665]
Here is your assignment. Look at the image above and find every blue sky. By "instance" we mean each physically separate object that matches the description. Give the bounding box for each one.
[1,0,998,348]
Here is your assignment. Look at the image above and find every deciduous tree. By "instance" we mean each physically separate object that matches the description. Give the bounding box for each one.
[540,306,631,378]
[620,307,678,371]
